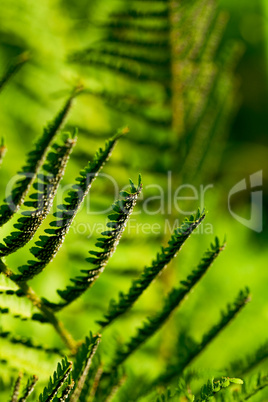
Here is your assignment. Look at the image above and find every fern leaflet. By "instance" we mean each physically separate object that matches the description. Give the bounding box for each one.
[0,132,76,257]
[0,95,74,227]
[14,129,125,282]
[97,209,205,328]
[110,237,224,369]
[51,176,142,310]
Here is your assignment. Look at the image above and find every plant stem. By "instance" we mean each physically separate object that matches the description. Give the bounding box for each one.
[0,259,78,353]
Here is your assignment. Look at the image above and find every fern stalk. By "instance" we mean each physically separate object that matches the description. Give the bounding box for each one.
[10,372,23,402]
[18,375,38,402]
[0,260,78,353]
[70,334,101,402]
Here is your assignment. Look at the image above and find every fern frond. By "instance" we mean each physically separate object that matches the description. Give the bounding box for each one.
[82,88,171,127]
[0,284,47,322]
[0,331,62,356]
[39,357,72,402]
[10,372,23,402]
[110,238,224,369]
[71,51,169,82]
[18,375,38,402]
[14,129,125,282]
[51,176,142,310]
[196,377,243,402]
[0,96,74,227]
[59,380,74,401]
[229,340,268,377]
[97,209,205,328]
[70,333,101,402]
[0,132,76,258]
[110,9,169,20]
[237,373,268,401]
[0,52,29,92]
[155,288,250,386]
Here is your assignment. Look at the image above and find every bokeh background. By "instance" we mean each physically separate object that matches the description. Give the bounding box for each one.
[0,0,267,400]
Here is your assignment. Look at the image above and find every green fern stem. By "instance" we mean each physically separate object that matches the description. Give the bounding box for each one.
[0,259,78,353]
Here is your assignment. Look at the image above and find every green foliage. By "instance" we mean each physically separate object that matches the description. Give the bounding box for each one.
[0,0,266,401]
[9,373,38,402]
[110,237,225,370]
[156,377,244,401]
[0,52,29,93]
[98,209,205,327]
[52,176,142,310]
[69,0,242,180]
[0,133,76,257]
[39,357,72,402]
[13,129,124,283]
[0,96,74,227]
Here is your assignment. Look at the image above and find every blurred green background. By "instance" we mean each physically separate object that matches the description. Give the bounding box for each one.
[0,0,267,400]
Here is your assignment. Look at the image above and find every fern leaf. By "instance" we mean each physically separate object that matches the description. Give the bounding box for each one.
[0,132,76,258]
[10,372,23,402]
[70,50,169,82]
[155,288,250,386]
[0,52,29,92]
[229,340,268,377]
[0,95,74,227]
[0,285,48,322]
[58,380,74,401]
[14,129,125,283]
[0,331,62,356]
[0,277,45,322]
[18,375,38,402]
[238,373,268,401]
[82,88,171,127]
[39,357,72,402]
[196,377,243,402]
[110,238,224,369]
[110,9,169,20]
[97,209,205,328]
[70,333,101,402]
[51,176,142,310]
